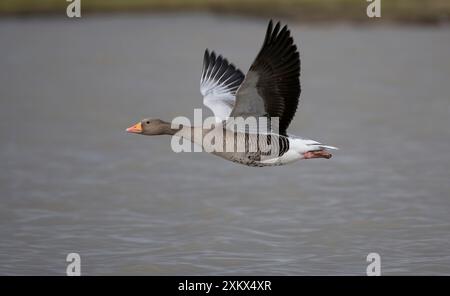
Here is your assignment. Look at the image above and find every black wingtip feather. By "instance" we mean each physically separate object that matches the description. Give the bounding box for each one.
[247,20,301,135]
[201,49,245,96]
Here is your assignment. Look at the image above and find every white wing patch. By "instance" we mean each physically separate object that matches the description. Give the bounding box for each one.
[203,97,234,122]
[200,50,244,122]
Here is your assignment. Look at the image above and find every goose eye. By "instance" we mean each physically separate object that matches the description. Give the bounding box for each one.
[146,121,150,124]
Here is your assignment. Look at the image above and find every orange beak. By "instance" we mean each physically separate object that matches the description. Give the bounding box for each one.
[126,122,142,134]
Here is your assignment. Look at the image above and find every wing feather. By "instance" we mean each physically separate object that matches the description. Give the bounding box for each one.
[200,50,245,121]
[230,20,301,135]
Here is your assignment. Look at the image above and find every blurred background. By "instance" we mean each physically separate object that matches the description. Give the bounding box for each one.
[1,0,450,275]
[1,0,450,23]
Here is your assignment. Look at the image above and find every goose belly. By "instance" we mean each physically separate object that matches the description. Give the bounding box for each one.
[212,150,300,167]
[203,129,297,167]
[257,149,301,166]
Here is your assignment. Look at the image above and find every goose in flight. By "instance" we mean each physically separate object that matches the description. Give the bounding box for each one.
[126,20,337,167]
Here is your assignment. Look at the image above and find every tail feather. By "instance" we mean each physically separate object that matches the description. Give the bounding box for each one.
[289,136,338,154]
[317,145,338,150]
[299,138,338,151]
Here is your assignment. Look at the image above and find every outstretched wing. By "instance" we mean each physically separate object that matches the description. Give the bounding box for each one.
[230,20,301,136]
[200,50,245,122]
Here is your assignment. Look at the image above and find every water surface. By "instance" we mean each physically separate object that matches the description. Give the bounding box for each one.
[1,14,450,275]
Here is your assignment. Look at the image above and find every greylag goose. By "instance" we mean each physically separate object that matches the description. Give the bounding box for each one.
[127,20,337,167]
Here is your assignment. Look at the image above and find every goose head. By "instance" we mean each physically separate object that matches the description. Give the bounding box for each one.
[126,118,174,136]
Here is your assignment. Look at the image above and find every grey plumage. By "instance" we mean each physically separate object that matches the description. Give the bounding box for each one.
[231,20,301,136]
